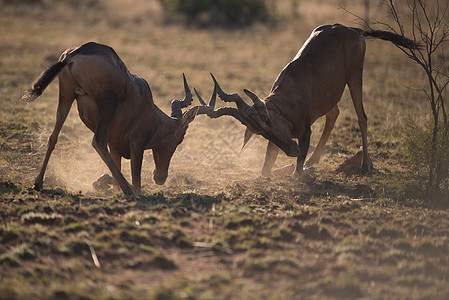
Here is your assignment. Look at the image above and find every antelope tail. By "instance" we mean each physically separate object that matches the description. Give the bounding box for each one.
[22,60,67,102]
[361,29,421,50]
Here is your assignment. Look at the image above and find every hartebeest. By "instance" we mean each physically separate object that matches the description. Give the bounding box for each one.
[23,42,199,196]
[196,24,419,177]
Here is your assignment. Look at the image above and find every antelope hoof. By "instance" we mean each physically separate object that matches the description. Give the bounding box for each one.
[293,167,314,182]
[261,169,272,177]
[123,190,137,201]
[304,157,318,169]
[360,159,374,174]
[33,181,43,191]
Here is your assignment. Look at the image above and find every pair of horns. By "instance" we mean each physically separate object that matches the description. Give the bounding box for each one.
[171,73,265,119]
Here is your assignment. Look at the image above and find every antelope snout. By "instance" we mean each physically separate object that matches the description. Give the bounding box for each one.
[285,142,301,157]
[153,170,168,185]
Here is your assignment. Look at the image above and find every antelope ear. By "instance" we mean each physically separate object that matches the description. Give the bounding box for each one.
[181,106,199,127]
[242,127,254,150]
[243,89,265,108]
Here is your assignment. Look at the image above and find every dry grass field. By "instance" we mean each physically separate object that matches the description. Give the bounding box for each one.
[1,0,448,299]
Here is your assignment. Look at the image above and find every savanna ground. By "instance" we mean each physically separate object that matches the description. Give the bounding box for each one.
[1,0,448,299]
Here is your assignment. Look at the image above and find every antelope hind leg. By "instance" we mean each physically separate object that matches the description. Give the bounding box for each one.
[348,70,373,173]
[35,74,76,190]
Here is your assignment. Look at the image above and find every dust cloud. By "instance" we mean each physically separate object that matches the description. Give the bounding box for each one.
[40,114,293,195]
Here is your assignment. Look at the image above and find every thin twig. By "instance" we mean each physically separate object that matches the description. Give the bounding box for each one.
[85,240,101,269]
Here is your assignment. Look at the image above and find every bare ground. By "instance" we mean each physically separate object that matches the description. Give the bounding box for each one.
[1,0,448,299]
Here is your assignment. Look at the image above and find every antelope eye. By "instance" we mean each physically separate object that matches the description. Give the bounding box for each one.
[261,115,271,127]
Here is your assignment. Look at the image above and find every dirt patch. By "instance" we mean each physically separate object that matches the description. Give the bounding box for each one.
[1,179,448,299]
[335,150,363,176]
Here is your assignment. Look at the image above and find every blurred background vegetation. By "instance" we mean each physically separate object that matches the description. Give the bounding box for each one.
[159,0,276,26]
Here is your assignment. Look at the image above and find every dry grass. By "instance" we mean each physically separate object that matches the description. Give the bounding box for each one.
[1,0,447,299]
[1,0,427,193]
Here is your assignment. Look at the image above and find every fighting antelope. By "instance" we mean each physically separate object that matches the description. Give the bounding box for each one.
[23,42,198,196]
[196,24,419,177]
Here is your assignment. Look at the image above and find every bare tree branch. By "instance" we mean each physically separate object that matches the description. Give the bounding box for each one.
[381,0,448,193]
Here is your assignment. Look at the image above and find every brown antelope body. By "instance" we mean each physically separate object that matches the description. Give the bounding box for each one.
[23,42,198,196]
[197,24,418,177]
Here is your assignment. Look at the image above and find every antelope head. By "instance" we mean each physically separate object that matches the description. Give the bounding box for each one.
[152,74,198,185]
[195,74,300,157]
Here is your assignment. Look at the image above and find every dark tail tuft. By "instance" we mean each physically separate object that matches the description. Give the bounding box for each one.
[363,29,421,50]
[22,61,67,102]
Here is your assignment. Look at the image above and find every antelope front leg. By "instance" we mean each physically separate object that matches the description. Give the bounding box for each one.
[294,121,312,177]
[92,146,122,192]
[93,134,133,196]
[110,146,122,172]
[130,143,144,194]
[305,105,339,168]
[261,141,280,176]
[92,94,134,197]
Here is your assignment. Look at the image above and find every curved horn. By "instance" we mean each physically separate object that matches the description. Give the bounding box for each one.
[193,85,244,123]
[171,73,193,119]
[242,127,254,150]
[181,73,193,108]
[195,88,207,106]
[211,73,242,103]
[195,84,216,109]
[210,73,250,112]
